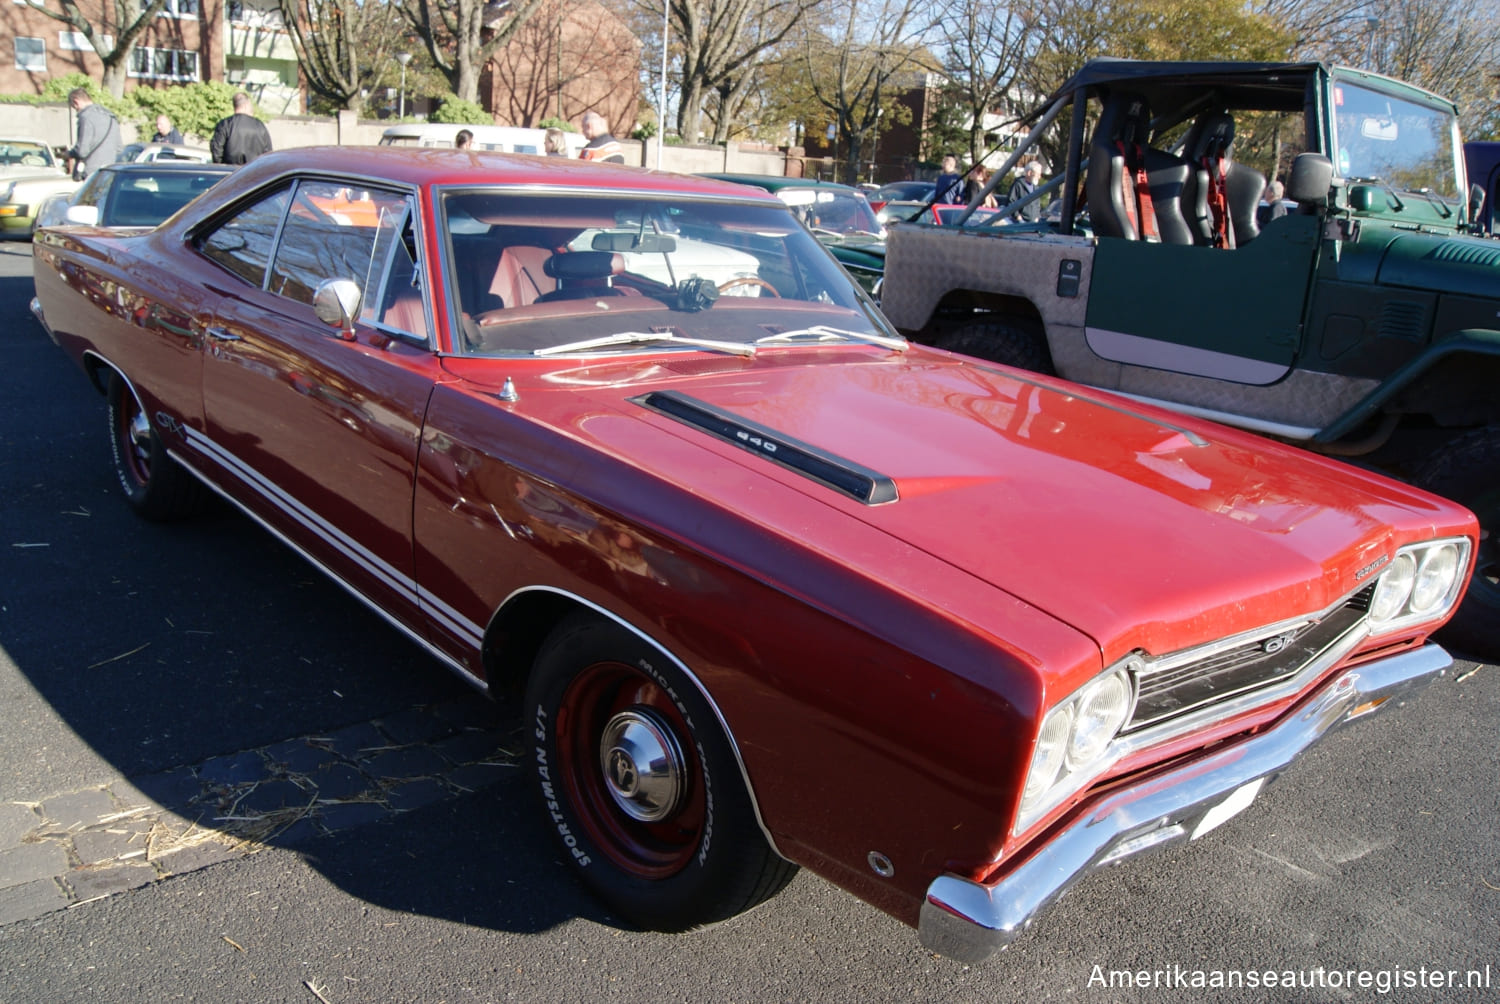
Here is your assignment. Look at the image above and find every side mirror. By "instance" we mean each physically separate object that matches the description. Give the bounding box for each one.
[1468,182,1486,229]
[1287,153,1334,208]
[312,278,363,341]
[64,204,100,226]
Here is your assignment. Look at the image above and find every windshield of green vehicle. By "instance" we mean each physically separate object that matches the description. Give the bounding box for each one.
[1332,80,1458,199]
[442,189,888,356]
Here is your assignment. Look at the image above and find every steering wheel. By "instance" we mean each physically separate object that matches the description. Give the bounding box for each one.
[717,276,780,297]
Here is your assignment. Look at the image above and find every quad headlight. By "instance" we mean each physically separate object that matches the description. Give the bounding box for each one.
[1367,538,1470,634]
[1018,662,1137,831]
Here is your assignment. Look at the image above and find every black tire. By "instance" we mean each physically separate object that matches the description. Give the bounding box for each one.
[106,370,206,521]
[1413,424,1500,660]
[525,612,796,930]
[931,317,1055,374]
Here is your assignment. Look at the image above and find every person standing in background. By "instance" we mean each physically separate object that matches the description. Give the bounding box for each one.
[578,112,624,163]
[65,88,120,180]
[934,155,964,203]
[455,129,473,150]
[544,128,567,156]
[210,92,273,165]
[1007,161,1044,222]
[151,114,184,145]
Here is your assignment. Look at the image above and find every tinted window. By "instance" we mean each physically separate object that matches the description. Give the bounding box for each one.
[268,181,412,306]
[198,185,290,288]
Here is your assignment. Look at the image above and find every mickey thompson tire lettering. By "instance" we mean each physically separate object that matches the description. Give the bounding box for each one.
[523,611,796,931]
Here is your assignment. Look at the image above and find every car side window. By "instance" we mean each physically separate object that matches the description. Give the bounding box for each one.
[359,205,430,343]
[198,185,291,288]
[268,181,412,308]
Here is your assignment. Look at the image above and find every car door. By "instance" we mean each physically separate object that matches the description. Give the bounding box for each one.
[196,179,441,630]
[1083,212,1322,385]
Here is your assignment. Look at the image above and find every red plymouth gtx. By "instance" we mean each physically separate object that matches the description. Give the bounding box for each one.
[31,148,1476,963]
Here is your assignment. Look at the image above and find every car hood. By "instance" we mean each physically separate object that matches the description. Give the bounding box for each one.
[462,350,1459,660]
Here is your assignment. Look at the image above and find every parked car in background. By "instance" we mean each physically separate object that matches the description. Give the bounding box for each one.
[31,147,1477,964]
[701,173,886,298]
[1466,141,1498,235]
[117,142,214,164]
[0,138,79,238]
[35,161,234,230]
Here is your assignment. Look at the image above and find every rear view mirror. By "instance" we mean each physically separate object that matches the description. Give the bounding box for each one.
[592,231,677,253]
[1287,153,1334,207]
[1360,117,1398,141]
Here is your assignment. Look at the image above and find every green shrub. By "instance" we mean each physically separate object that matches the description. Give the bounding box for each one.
[429,97,491,125]
[127,82,243,141]
[538,116,577,133]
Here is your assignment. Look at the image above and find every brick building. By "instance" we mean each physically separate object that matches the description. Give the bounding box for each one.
[3,0,303,114]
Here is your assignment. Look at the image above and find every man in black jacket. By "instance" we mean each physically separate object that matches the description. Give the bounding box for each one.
[210,92,273,165]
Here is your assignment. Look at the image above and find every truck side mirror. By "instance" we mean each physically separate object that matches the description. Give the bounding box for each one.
[1287,153,1334,208]
[1468,182,1485,230]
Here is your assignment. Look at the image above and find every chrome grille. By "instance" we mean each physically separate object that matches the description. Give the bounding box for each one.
[1126,584,1375,731]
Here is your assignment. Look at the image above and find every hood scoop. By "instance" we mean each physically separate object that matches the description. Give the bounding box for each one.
[632,391,898,505]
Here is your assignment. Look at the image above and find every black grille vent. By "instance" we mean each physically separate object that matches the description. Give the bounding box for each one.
[1127,588,1371,731]
[1376,300,1428,342]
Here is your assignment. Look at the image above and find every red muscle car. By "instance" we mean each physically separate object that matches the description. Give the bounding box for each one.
[30,148,1476,963]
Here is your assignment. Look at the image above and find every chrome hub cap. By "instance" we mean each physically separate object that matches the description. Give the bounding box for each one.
[599,709,685,822]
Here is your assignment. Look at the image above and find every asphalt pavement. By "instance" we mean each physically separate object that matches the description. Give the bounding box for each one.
[1,238,1497,1002]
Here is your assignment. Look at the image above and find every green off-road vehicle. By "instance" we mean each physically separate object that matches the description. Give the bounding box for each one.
[881,59,1498,655]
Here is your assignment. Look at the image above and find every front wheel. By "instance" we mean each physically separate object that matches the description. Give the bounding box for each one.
[1414,424,1500,660]
[525,613,796,930]
[106,371,205,521]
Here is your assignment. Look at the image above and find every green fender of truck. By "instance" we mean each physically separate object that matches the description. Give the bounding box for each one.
[1315,329,1500,442]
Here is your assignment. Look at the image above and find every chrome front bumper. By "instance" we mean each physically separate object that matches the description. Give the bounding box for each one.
[918,644,1450,964]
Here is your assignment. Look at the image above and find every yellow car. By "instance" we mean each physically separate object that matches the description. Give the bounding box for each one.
[0,138,80,238]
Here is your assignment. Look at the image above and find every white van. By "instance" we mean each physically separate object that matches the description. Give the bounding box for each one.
[378,124,585,157]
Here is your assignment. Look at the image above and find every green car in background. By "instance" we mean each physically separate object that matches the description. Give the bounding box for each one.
[701,173,887,299]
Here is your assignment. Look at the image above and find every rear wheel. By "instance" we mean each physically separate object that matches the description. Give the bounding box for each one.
[107,371,205,521]
[1414,424,1500,659]
[526,613,796,930]
[932,317,1054,374]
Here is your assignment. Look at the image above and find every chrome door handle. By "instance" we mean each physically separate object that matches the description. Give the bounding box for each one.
[204,326,242,342]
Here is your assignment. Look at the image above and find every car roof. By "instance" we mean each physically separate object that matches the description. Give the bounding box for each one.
[1041,58,1455,117]
[701,173,861,194]
[224,147,782,201]
[104,161,234,175]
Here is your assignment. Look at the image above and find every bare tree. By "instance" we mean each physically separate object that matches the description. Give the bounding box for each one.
[932,0,1035,165]
[641,0,818,143]
[19,0,168,97]
[489,0,640,127]
[1364,0,1500,141]
[277,0,405,115]
[393,0,549,104]
[797,0,934,183]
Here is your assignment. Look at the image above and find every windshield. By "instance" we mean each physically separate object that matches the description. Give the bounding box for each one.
[442,190,889,356]
[1332,80,1459,199]
[0,141,54,169]
[772,187,884,237]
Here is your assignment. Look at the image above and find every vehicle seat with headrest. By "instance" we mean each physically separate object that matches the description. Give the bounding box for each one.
[535,251,627,302]
[1085,90,1194,244]
[1183,111,1264,247]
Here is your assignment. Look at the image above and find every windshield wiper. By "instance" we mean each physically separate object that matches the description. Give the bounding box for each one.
[755,325,907,352]
[1408,187,1453,218]
[534,331,756,357]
